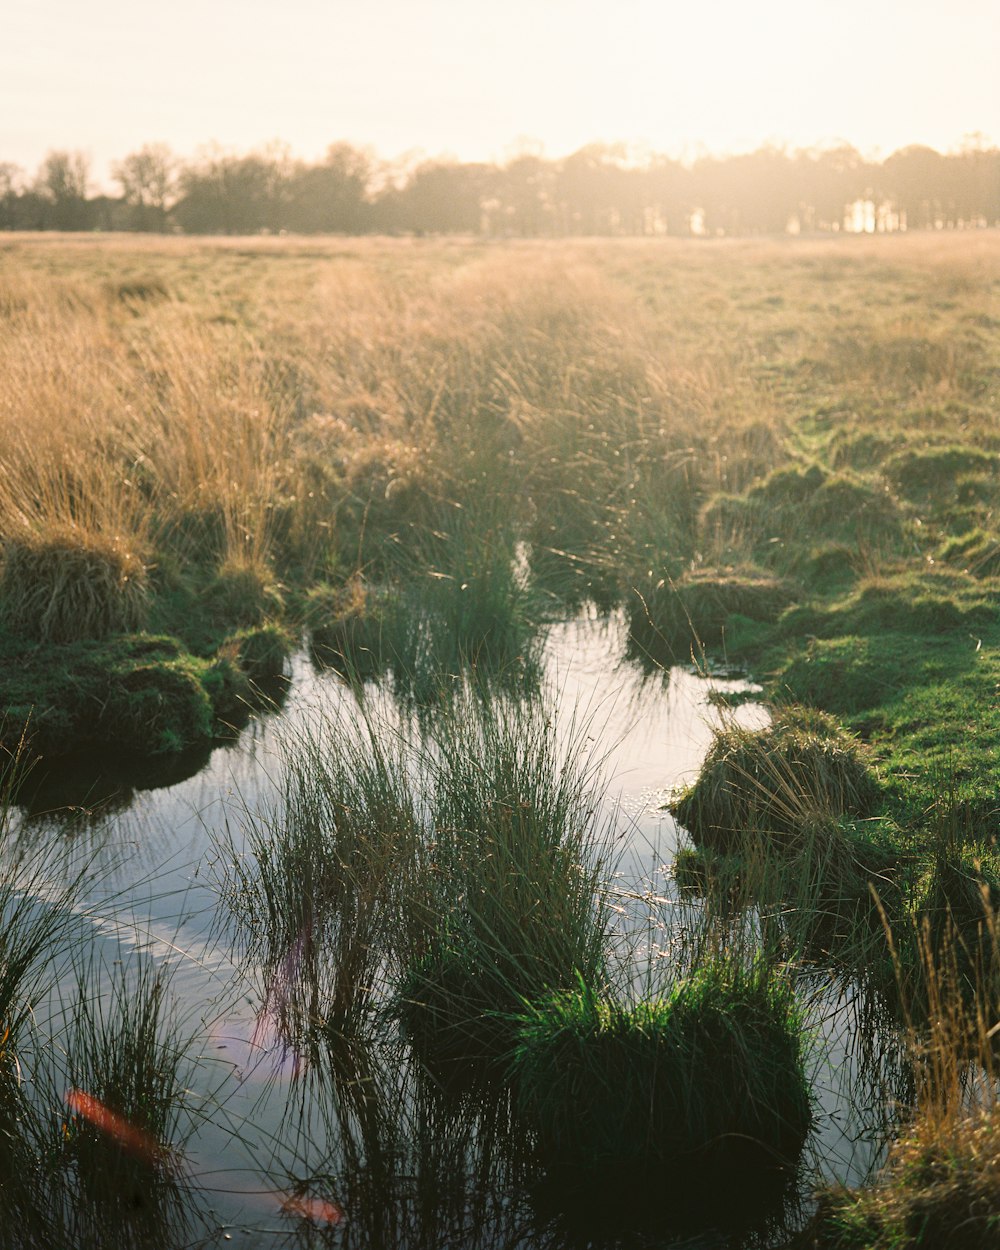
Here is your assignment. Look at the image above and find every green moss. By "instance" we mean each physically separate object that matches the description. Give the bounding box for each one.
[0,631,255,757]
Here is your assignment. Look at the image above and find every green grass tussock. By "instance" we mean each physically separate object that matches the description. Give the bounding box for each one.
[198,558,284,629]
[398,697,612,1065]
[672,705,881,853]
[511,959,812,1184]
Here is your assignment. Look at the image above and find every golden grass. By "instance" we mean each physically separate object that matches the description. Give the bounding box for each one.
[0,230,997,634]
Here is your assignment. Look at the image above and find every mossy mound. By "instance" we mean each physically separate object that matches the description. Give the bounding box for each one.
[511,963,812,1184]
[0,633,246,757]
[0,529,149,643]
[672,706,881,853]
[220,624,294,683]
[883,443,1000,503]
[776,632,943,719]
[938,528,1000,579]
[828,428,901,472]
[788,569,997,639]
[627,567,796,665]
[701,465,909,569]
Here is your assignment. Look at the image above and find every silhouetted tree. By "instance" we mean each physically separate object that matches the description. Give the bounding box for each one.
[35,150,92,230]
[493,154,556,236]
[173,145,291,233]
[112,143,176,231]
[645,156,692,234]
[883,145,945,229]
[377,160,489,234]
[284,143,372,233]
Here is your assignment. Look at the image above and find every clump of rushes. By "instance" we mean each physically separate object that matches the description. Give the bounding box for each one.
[199,557,284,629]
[307,576,385,680]
[382,509,543,706]
[626,565,796,666]
[52,963,195,1248]
[222,711,419,1041]
[0,525,149,643]
[812,920,1000,1250]
[671,705,881,854]
[398,697,612,1067]
[510,958,812,1196]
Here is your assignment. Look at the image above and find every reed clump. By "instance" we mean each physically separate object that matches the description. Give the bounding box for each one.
[222,711,420,1040]
[672,705,882,854]
[47,965,196,1250]
[398,697,612,1066]
[0,527,149,643]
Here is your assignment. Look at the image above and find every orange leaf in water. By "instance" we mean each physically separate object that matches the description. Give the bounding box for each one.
[64,1089,164,1166]
[278,1193,345,1225]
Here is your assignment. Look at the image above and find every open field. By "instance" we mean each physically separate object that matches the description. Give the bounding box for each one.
[2,229,1000,1246]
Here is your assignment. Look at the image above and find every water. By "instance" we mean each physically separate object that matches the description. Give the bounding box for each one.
[7,608,893,1247]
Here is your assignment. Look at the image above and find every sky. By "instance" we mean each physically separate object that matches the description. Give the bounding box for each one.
[3,0,997,189]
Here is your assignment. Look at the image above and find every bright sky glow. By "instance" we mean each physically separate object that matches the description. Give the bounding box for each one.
[3,0,997,187]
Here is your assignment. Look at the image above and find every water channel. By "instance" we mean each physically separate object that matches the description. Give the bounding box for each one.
[6,608,896,1248]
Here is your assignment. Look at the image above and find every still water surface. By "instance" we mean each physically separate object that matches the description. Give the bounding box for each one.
[11,609,892,1247]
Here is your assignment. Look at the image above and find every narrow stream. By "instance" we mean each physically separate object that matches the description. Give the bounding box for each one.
[8,608,894,1247]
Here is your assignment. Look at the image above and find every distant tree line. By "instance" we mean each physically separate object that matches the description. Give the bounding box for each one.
[2,139,998,237]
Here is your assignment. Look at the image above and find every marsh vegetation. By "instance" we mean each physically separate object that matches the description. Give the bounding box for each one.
[1,230,1000,1246]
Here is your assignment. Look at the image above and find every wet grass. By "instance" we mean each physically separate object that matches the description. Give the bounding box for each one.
[220,708,419,1042]
[399,695,614,1068]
